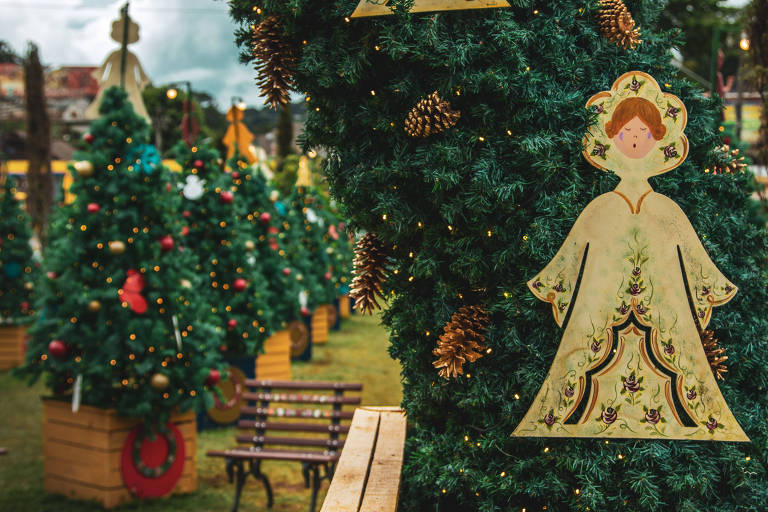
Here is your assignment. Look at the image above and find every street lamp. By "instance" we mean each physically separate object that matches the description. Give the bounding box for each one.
[166,81,193,147]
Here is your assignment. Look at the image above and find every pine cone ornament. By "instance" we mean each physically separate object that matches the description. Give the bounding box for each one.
[404,91,460,138]
[707,144,748,174]
[251,16,297,110]
[350,233,389,315]
[701,329,728,381]
[433,305,490,379]
[597,0,642,50]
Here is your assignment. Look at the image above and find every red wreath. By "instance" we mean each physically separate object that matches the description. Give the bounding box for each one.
[121,422,186,498]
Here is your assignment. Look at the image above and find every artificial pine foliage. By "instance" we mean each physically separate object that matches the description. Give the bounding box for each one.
[230,2,768,510]
[0,176,37,324]
[19,87,222,425]
[171,142,276,355]
[231,157,304,325]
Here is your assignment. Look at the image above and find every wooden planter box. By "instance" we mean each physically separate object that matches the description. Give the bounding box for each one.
[255,329,292,381]
[0,324,27,370]
[42,399,196,509]
[311,305,330,345]
[339,295,352,319]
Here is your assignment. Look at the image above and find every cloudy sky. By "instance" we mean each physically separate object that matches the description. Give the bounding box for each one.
[0,0,752,110]
[0,0,258,110]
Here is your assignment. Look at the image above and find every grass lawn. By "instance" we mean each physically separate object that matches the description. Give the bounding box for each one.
[0,313,401,512]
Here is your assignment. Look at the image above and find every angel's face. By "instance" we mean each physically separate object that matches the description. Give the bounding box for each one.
[612,117,656,159]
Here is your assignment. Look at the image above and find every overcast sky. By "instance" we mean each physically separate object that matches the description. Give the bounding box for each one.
[0,0,257,110]
[0,0,752,111]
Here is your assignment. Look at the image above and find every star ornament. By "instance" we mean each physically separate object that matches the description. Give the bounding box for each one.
[350,0,510,18]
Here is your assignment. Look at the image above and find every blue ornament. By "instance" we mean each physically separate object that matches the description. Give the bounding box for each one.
[275,201,287,216]
[3,262,21,278]
[126,144,161,174]
[339,284,350,295]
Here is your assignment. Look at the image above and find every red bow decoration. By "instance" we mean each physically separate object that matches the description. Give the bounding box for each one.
[119,269,148,314]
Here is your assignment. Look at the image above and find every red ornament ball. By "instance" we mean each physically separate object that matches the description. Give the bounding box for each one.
[231,171,240,179]
[232,278,247,291]
[47,271,58,280]
[194,159,204,169]
[282,267,291,276]
[219,191,234,204]
[324,271,333,281]
[87,202,100,213]
[259,212,271,224]
[267,226,279,235]
[205,369,221,387]
[182,210,191,218]
[227,319,237,329]
[48,340,68,359]
[20,301,29,311]
[159,235,174,252]
[83,133,94,143]
[301,306,310,317]
[180,226,189,236]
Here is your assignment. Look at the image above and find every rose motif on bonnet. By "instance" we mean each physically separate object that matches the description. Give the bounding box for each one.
[601,407,618,425]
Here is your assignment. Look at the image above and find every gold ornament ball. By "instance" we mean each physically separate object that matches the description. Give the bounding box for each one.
[74,160,95,177]
[87,300,101,312]
[24,282,34,290]
[244,240,255,251]
[150,373,170,391]
[108,240,126,254]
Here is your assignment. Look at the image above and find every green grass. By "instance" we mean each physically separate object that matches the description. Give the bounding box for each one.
[0,313,400,512]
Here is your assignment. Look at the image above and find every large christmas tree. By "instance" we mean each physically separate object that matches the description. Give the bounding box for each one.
[0,176,37,325]
[231,1,768,510]
[19,87,222,424]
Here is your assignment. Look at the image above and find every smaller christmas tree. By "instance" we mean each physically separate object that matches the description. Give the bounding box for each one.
[0,176,37,325]
[232,156,304,325]
[172,142,276,356]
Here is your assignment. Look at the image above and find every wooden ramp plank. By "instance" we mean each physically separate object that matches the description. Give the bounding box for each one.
[319,409,380,512]
[359,410,407,512]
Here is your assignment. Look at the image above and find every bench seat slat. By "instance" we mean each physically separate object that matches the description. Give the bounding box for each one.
[237,420,351,434]
[245,379,363,391]
[207,448,339,463]
[235,435,346,449]
[240,406,355,420]
[319,409,381,512]
[242,392,361,405]
[359,410,407,512]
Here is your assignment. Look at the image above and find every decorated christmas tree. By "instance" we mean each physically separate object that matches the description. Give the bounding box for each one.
[171,141,275,356]
[231,156,304,326]
[0,176,37,325]
[231,1,768,510]
[19,87,222,426]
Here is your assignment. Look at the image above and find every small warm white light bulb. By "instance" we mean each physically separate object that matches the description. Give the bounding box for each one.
[237,101,247,111]
[166,88,178,100]
[740,36,750,51]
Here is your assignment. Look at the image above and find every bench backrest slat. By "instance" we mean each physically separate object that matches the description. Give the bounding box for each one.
[235,435,346,449]
[240,406,355,420]
[241,392,362,405]
[245,379,363,391]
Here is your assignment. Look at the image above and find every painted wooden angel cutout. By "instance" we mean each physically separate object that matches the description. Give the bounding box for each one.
[351,0,509,18]
[512,72,748,441]
[85,9,151,123]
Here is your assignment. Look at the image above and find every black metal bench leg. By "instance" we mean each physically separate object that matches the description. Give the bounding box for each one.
[308,465,321,512]
[250,460,274,509]
[301,462,311,488]
[229,460,248,512]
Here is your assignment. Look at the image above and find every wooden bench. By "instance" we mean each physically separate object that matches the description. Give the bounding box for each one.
[207,379,362,512]
[320,407,407,512]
